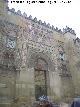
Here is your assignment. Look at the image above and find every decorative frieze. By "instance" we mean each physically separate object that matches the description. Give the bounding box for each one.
[7,7,76,35]
[0,20,19,37]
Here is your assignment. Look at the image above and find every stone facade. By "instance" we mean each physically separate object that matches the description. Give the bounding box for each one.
[0,0,80,107]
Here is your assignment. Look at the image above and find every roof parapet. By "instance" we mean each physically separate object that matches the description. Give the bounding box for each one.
[28,15,32,20]
[17,10,22,16]
[9,8,15,13]
[47,23,50,28]
[33,17,37,22]
[43,21,46,26]
[63,26,76,35]
[38,20,42,24]
[7,7,76,35]
[74,37,80,43]
[51,25,54,30]
[23,12,27,18]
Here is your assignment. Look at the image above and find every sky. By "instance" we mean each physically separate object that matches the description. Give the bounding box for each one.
[8,0,80,38]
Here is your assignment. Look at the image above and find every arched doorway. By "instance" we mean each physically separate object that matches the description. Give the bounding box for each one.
[34,58,48,100]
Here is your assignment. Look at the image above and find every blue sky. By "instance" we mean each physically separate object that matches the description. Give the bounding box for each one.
[8,0,80,38]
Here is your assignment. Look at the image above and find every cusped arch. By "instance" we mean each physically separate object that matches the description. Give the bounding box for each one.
[28,52,55,72]
[34,57,48,71]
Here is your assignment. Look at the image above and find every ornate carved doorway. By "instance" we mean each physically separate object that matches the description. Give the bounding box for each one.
[34,58,48,100]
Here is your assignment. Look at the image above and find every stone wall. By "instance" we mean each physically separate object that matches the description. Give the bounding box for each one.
[0,1,80,107]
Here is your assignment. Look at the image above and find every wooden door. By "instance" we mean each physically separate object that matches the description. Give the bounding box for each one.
[34,69,47,100]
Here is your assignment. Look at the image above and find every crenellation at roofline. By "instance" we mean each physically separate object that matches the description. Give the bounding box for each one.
[63,26,76,35]
[7,7,76,35]
[74,37,80,43]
